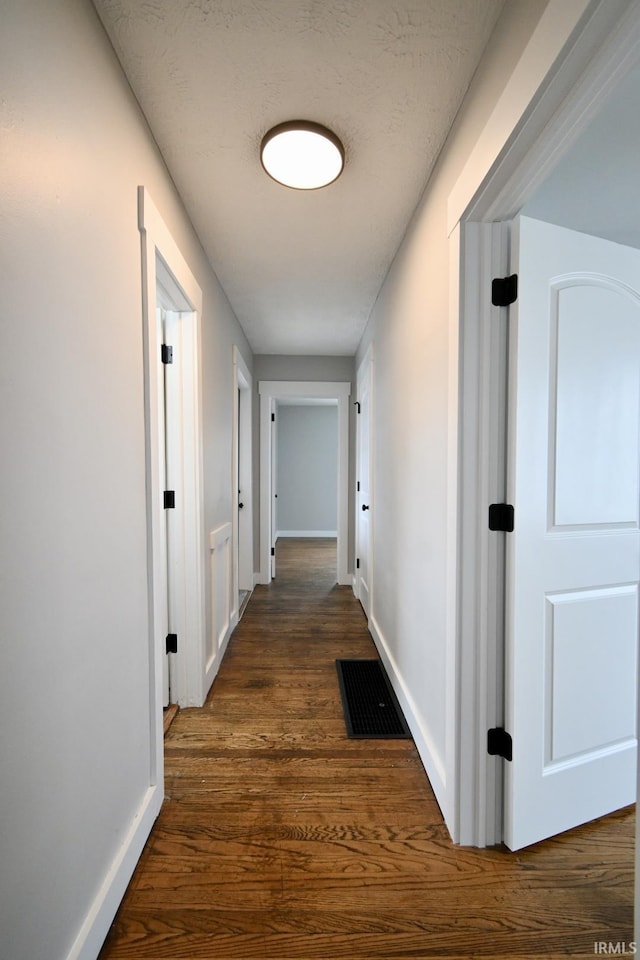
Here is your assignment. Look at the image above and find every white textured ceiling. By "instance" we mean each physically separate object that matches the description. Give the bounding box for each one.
[93,0,504,355]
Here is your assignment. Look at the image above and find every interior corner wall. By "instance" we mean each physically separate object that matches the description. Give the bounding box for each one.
[0,2,251,958]
[354,0,550,830]
[252,355,356,574]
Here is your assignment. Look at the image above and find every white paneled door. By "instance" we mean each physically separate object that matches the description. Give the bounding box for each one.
[505,216,640,850]
[270,399,277,579]
[159,307,179,708]
[356,351,372,617]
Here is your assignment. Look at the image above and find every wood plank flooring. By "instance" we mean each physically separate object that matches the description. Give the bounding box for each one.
[99,538,634,960]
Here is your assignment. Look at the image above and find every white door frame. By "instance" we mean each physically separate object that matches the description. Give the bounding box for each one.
[258,380,351,585]
[449,0,640,846]
[354,346,374,613]
[454,220,510,846]
[156,304,181,709]
[232,345,254,618]
[139,186,206,721]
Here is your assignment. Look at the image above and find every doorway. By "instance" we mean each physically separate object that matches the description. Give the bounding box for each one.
[276,401,338,528]
[258,380,352,585]
[139,187,206,735]
[452,4,640,849]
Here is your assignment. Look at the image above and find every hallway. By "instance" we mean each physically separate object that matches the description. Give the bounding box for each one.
[99,539,633,959]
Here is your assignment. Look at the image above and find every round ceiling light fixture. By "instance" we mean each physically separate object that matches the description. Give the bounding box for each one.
[260,120,345,190]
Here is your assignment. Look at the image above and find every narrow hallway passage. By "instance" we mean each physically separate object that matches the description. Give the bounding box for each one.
[99,540,633,960]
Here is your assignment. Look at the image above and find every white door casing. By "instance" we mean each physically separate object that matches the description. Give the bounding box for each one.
[454,220,511,847]
[355,348,373,617]
[139,187,206,714]
[504,216,640,850]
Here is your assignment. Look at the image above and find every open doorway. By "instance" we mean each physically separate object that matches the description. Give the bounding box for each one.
[273,399,339,584]
[276,398,338,544]
[139,187,206,735]
[453,4,640,856]
[258,380,351,585]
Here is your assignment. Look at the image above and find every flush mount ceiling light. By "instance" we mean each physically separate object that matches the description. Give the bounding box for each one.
[260,121,345,190]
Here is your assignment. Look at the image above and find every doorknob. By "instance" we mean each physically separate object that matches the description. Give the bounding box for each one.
[362,504,370,511]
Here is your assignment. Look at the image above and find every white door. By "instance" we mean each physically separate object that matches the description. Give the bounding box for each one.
[504,216,640,850]
[236,386,243,608]
[159,308,179,707]
[270,399,277,579]
[356,353,372,617]
[232,348,253,607]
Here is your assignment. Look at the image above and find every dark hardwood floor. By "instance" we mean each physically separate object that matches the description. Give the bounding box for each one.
[99,538,634,959]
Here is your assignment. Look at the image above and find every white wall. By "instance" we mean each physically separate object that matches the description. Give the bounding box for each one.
[355,0,551,828]
[276,405,338,536]
[0,2,251,958]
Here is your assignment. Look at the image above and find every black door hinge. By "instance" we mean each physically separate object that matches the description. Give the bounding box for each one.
[271,412,275,422]
[488,503,514,532]
[166,633,178,654]
[354,401,361,414]
[356,558,360,569]
[161,344,174,364]
[271,547,275,557]
[488,727,512,761]
[357,481,360,492]
[491,274,518,307]
[164,490,176,509]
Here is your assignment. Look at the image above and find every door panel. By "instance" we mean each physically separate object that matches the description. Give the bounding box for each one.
[546,586,637,761]
[551,283,640,526]
[356,354,372,616]
[270,400,277,579]
[505,217,640,850]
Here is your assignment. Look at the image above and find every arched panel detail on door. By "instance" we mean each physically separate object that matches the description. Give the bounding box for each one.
[547,276,640,530]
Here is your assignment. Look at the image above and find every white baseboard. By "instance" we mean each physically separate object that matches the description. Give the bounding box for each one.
[368,612,449,825]
[66,784,162,960]
[217,618,234,666]
[203,614,235,704]
[276,530,338,538]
